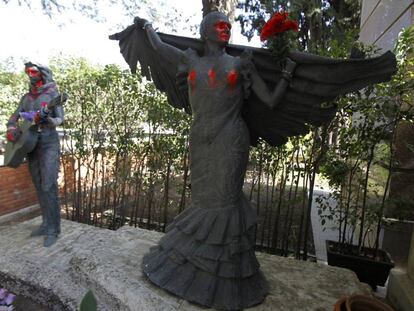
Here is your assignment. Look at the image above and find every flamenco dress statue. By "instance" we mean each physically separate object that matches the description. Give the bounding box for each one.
[110,11,396,310]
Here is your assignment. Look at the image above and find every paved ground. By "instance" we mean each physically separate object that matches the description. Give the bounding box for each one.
[0,217,371,311]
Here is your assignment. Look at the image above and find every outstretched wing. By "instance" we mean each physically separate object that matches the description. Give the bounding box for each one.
[109,25,195,113]
[240,48,397,146]
[110,23,397,147]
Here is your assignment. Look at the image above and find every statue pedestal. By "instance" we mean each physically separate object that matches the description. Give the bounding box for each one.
[387,229,414,311]
[0,217,371,310]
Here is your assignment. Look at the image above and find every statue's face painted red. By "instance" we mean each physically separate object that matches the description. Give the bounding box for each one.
[25,66,43,88]
[201,12,231,45]
[214,21,231,43]
[26,67,41,78]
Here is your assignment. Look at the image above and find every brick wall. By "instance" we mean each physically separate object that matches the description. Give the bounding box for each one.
[0,163,38,216]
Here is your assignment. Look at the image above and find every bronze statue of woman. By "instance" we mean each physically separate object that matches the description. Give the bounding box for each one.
[110,11,396,310]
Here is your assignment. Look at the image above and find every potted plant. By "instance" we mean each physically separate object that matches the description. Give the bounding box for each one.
[319,109,396,289]
[317,26,414,290]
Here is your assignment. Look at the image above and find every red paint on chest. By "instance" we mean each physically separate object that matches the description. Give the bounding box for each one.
[188,69,197,90]
[188,69,196,82]
[227,70,238,88]
[208,69,217,88]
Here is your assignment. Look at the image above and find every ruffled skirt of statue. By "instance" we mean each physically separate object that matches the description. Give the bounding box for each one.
[142,197,268,310]
[142,118,268,309]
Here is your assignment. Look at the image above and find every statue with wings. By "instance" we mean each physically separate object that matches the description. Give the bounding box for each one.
[110,11,396,310]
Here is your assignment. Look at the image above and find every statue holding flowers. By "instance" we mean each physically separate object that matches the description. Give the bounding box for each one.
[110,9,396,310]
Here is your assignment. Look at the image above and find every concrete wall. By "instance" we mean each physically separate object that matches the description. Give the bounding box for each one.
[359,0,414,51]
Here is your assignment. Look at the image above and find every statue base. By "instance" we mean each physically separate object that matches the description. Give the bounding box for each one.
[0,217,371,310]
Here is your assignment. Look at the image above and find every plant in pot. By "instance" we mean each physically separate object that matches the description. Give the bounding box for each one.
[317,88,395,290]
[317,27,414,290]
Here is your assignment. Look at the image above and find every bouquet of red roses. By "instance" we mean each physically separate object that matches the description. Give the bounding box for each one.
[260,11,299,63]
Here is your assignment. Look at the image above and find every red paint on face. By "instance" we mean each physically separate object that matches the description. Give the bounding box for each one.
[208,69,217,88]
[26,67,41,78]
[26,66,44,88]
[188,69,197,91]
[227,70,238,88]
[214,21,231,42]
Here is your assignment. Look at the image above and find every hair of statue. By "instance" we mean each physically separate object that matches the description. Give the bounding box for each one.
[24,62,55,83]
[199,11,230,41]
[24,62,39,70]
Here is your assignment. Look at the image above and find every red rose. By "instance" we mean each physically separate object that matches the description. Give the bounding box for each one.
[281,20,299,32]
[260,12,298,41]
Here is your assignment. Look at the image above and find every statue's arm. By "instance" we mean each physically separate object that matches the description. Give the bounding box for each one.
[47,104,64,127]
[139,19,185,67]
[250,58,296,109]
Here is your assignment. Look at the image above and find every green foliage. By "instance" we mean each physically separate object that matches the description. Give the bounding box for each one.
[48,56,190,155]
[237,3,414,252]
[318,26,414,250]
[267,29,300,62]
[44,56,191,229]
[392,25,414,115]
[0,62,26,138]
[80,290,97,311]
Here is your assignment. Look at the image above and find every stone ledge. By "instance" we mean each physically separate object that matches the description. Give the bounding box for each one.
[0,204,40,225]
[0,217,371,311]
[0,254,85,311]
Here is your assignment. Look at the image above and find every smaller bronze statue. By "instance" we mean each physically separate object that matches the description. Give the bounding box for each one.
[5,62,66,247]
[110,11,396,310]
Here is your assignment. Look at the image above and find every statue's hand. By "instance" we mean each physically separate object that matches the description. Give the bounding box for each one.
[281,58,297,81]
[6,127,21,142]
[19,111,37,122]
[33,107,49,124]
[134,17,151,29]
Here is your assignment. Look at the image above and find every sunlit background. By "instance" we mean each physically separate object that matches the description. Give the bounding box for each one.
[0,0,260,70]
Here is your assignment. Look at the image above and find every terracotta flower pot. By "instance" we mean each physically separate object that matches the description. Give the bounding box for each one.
[334,295,394,311]
[334,297,347,311]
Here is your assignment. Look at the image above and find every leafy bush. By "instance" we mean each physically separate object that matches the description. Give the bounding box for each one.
[318,25,414,253]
